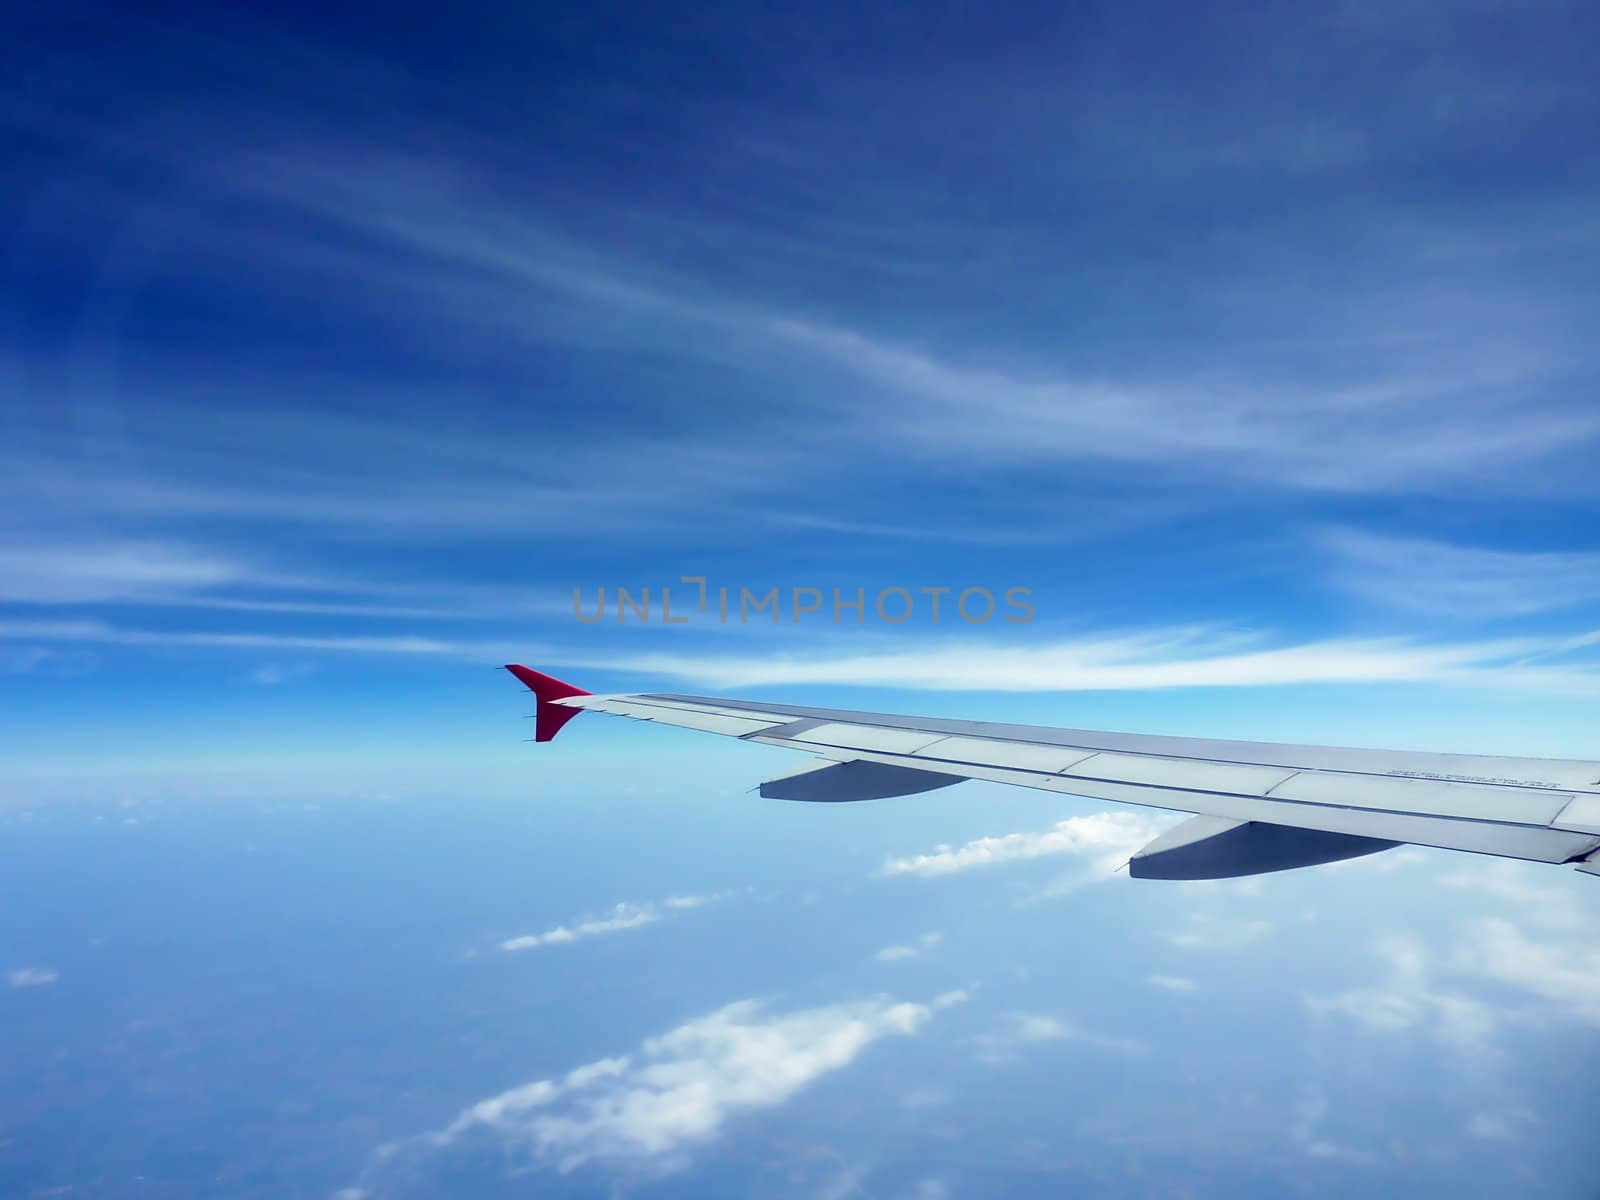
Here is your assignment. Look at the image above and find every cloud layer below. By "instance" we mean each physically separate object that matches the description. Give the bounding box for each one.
[352,994,934,1192]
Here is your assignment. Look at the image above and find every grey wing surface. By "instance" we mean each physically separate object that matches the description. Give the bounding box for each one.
[507,666,1600,881]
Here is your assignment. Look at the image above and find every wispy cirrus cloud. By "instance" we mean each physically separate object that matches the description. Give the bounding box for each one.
[0,537,574,621]
[247,662,317,686]
[217,156,1600,500]
[608,626,1600,694]
[351,995,933,1190]
[0,647,97,676]
[1320,528,1600,619]
[17,123,1586,576]
[1,399,794,544]
[0,540,299,604]
[0,618,470,657]
[9,615,1600,698]
[6,13,1599,701]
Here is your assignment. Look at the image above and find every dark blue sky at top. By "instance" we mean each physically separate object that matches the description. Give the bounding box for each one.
[3,0,1599,763]
[13,2,1599,377]
[2,6,1600,1197]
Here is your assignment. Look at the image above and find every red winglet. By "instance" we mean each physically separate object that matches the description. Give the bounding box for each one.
[504,664,592,742]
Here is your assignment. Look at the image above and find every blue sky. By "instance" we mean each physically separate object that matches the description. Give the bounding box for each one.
[3,2,1600,1197]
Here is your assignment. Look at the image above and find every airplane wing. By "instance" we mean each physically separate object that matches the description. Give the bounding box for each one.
[504,665,1600,881]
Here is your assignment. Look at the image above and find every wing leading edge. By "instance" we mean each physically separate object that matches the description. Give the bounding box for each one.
[505,665,1600,881]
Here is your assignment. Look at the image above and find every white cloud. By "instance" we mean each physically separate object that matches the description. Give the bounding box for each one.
[0,540,286,603]
[815,1160,877,1200]
[1468,1110,1533,1142]
[0,538,480,619]
[881,811,1164,880]
[0,647,55,674]
[1305,935,1496,1050]
[501,892,728,953]
[1148,974,1198,993]
[248,662,317,686]
[607,626,1600,696]
[501,904,659,952]
[768,311,1594,498]
[0,647,97,677]
[7,966,58,988]
[1452,917,1600,1027]
[9,612,1600,700]
[978,1012,1147,1062]
[874,933,942,963]
[0,618,467,658]
[1168,914,1273,951]
[1314,903,1600,1050]
[1011,1014,1074,1043]
[1288,1094,1376,1164]
[1440,861,1584,930]
[368,996,932,1182]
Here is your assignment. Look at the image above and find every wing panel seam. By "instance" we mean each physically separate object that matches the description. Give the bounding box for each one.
[769,741,1575,833]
